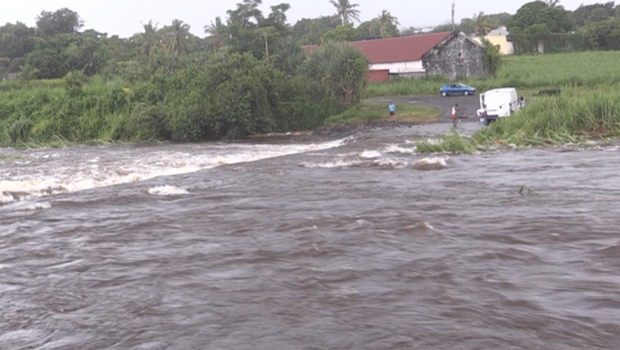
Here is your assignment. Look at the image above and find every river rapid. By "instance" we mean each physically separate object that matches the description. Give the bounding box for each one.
[1,123,620,350]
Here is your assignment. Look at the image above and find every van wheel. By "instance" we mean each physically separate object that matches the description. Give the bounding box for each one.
[463,91,469,96]
[441,92,447,97]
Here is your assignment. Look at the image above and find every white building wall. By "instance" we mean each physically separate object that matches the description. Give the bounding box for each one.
[368,60,424,74]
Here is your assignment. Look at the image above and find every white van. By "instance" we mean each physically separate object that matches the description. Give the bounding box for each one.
[479,88,521,124]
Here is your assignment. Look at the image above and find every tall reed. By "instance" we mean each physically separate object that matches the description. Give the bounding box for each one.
[472,87,620,146]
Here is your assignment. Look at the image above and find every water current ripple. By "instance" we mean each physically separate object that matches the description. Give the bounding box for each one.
[2,132,620,349]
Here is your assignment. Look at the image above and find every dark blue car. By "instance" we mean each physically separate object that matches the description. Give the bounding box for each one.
[439,83,476,97]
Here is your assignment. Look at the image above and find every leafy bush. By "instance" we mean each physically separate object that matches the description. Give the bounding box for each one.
[64,70,87,89]
[117,103,169,141]
[481,38,503,78]
[7,118,33,143]
[276,76,337,131]
[0,51,364,146]
[302,43,369,111]
[161,53,282,141]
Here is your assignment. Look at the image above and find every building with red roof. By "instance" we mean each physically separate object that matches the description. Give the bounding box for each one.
[304,31,486,82]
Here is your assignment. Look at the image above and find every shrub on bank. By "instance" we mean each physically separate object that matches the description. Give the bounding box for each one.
[472,88,620,146]
[414,86,620,153]
[0,52,347,146]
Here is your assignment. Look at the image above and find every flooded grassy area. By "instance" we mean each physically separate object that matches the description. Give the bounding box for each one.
[325,102,441,125]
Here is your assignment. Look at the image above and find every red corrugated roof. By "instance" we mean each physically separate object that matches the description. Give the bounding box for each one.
[302,32,453,64]
[349,32,452,64]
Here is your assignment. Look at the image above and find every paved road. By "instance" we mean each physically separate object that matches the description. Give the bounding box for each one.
[366,94,481,123]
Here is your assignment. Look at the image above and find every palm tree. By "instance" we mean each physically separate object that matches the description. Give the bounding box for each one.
[268,3,290,27]
[376,10,399,37]
[227,0,263,27]
[139,20,161,58]
[329,0,361,24]
[204,17,228,50]
[472,11,491,36]
[544,0,560,6]
[168,19,191,56]
[258,26,276,62]
[19,64,39,82]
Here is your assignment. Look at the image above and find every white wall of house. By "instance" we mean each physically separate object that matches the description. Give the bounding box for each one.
[369,60,424,74]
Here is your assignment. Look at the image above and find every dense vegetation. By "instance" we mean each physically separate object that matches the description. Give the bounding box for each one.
[2,0,620,147]
[0,48,372,146]
[0,1,374,146]
[435,1,620,54]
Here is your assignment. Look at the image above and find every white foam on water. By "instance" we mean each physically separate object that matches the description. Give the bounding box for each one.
[0,200,52,213]
[0,191,14,204]
[412,156,449,170]
[0,138,348,203]
[375,157,408,168]
[329,287,360,300]
[421,138,441,145]
[359,150,382,158]
[148,185,189,196]
[13,201,52,211]
[299,159,363,168]
[382,144,415,154]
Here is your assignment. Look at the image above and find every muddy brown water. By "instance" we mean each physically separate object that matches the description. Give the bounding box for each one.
[1,125,620,349]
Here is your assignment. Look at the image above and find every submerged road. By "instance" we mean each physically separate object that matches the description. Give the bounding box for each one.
[366,95,481,123]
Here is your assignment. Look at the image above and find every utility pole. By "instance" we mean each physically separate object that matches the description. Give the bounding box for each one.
[451,1,456,31]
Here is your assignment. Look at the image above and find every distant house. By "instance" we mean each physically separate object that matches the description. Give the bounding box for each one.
[473,26,514,55]
[303,31,486,82]
[2,73,21,82]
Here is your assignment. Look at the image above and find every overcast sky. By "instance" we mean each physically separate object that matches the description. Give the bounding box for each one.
[0,0,609,38]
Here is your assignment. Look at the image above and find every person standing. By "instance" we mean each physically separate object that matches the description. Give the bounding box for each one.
[477,104,487,125]
[388,102,396,120]
[451,103,459,127]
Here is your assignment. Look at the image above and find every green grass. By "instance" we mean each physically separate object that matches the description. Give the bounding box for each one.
[0,77,133,146]
[415,85,620,152]
[0,154,22,160]
[471,87,620,146]
[366,51,620,98]
[0,79,65,92]
[325,102,441,124]
[415,129,479,154]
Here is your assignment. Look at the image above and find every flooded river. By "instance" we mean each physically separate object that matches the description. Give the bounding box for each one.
[1,123,619,349]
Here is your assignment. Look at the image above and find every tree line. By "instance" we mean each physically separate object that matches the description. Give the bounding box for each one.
[0,0,401,80]
[442,1,620,53]
[0,0,373,145]
[2,0,618,80]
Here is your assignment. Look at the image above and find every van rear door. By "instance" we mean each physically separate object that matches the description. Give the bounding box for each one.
[485,92,511,118]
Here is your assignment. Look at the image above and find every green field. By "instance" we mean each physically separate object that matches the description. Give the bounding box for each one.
[365,51,620,98]
[325,102,441,125]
